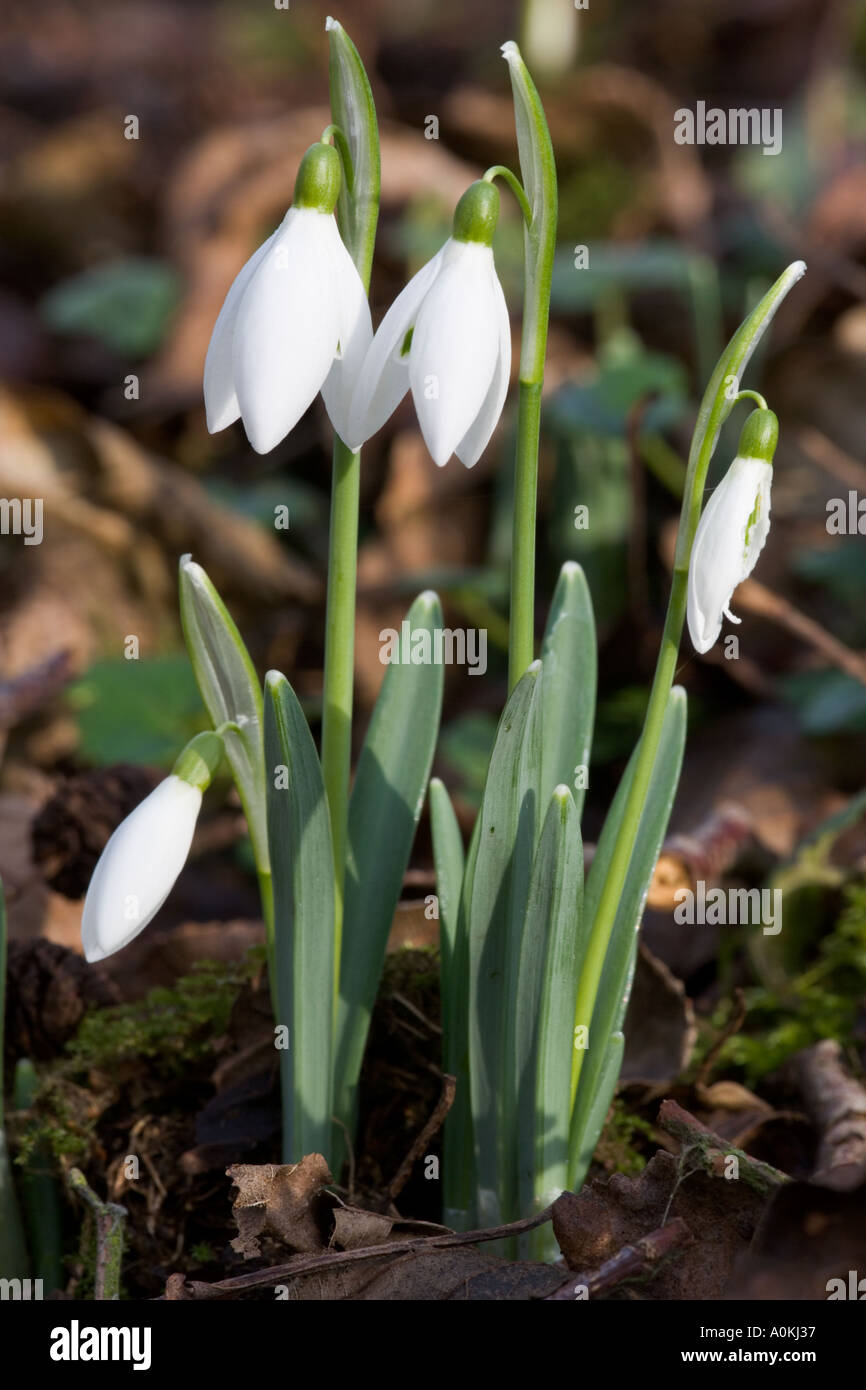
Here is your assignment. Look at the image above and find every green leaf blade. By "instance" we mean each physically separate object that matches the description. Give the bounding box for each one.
[529,787,585,1212]
[540,561,597,821]
[179,556,267,872]
[335,591,444,1129]
[568,686,687,1189]
[468,660,543,1225]
[265,672,335,1163]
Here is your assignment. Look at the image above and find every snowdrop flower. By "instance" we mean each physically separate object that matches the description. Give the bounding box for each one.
[687,408,778,654]
[347,179,511,467]
[81,733,223,963]
[204,141,371,453]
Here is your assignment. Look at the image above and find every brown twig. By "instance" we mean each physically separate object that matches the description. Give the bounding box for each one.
[657,1099,789,1197]
[385,1073,456,1207]
[543,1218,691,1300]
[158,1203,554,1300]
[648,804,755,911]
[793,1039,866,1190]
[67,1168,127,1301]
[0,650,74,730]
[735,576,866,687]
[694,988,747,1090]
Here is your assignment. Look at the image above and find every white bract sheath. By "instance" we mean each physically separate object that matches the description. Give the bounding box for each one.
[348,180,511,468]
[203,143,371,454]
[687,407,778,654]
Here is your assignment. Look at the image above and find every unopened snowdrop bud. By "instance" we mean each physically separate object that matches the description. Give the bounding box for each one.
[81,732,224,963]
[347,179,511,467]
[203,140,372,453]
[687,408,778,654]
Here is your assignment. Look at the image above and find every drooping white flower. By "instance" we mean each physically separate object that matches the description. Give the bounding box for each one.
[81,733,223,963]
[347,180,511,467]
[687,408,778,654]
[204,141,371,454]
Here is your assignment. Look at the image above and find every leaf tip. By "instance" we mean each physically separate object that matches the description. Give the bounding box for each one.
[501,39,521,64]
[325,15,340,32]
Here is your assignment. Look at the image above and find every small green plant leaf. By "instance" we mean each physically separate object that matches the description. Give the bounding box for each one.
[265,672,335,1163]
[468,660,543,1225]
[179,556,268,873]
[568,686,687,1189]
[540,561,597,821]
[567,1031,625,1196]
[334,591,444,1130]
[522,786,584,1215]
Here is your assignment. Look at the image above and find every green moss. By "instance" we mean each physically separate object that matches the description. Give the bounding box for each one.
[66,949,267,1075]
[12,949,267,1171]
[594,1098,654,1176]
[705,881,866,1084]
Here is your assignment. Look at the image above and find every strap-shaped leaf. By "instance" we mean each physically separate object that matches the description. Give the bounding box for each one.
[429,778,465,1068]
[540,561,596,822]
[326,17,380,289]
[568,686,687,1188]
[566,1032,624,1198]
[265,672,335,1162]
[469,660,543,1226]
[527,787,585,1212]
[334,591,444,1128]
[430,779,475,1228]
[179,556,267,872]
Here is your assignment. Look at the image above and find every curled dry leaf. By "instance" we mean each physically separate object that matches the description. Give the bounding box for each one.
[227,1154,332,1258]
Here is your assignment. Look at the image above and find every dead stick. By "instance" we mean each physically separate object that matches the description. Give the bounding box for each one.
[385,1074,456,1206]
[544,1217,691,1300]
[159,1203,554,1300]
[658,1099,789,1197]
[793,1039,866,1189]
[67,1168,127,1301]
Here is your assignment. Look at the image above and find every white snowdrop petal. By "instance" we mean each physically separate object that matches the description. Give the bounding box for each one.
[320,220,373,445]
[687,456,773,654]
[233,207,341,454]
[81,777,202,963]
[409,241,501,467]
[455,266,511,468]
[346,243,449,451]
[203,229,278,434]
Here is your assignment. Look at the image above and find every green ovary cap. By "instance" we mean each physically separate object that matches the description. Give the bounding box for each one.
[737,408,779,464]
[172,731,224,791]
[452,180,500,246]
[293,142,341,214]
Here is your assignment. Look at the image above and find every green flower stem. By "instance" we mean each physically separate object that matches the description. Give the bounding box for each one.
[509,381,543,688]
[570,261,807,1117]
[321,436,360,1009]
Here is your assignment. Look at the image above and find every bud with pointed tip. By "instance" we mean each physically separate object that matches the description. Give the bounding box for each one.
[347,179,511,468]
[203,142,372,453]
[687,408,778,654]
[81,732,223,963]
